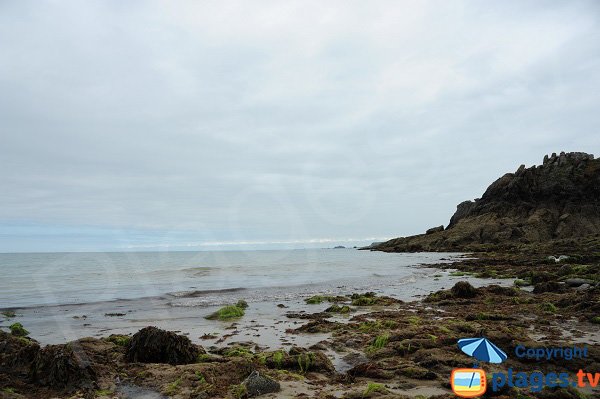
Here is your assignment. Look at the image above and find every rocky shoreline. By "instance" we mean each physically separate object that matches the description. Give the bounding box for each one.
[3,152,600,398]
[1,250,599,399]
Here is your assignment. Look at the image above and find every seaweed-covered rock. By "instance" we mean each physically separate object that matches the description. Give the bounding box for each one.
[265,346,334,374]
[450,281,478,298]
[325,304,351,313]
[242,370,280,397]
[485,285,518,296]
[0,331,39,374]
[533,281,567,294]
[125,326,202,365]
[29,343,96,389]
[347,362,394,379]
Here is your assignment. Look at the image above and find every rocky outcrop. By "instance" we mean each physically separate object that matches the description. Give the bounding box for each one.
[125,326,202,365]
[426,225,444,235]
[374,152,600,252]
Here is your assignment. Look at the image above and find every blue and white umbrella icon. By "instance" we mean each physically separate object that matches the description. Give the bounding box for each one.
[457,337,507,364]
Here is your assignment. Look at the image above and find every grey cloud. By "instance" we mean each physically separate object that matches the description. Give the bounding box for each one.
[1,0,599,250]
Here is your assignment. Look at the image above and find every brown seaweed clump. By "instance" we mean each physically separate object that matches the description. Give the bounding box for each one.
[29,343,96,389]
[451,281,478,298]
[125,326,202,365]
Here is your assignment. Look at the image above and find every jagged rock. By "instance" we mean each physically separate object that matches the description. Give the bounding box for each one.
[373,152,600,252]
[29,343,96,389]
[242,370,280,397]
[450,281,478,298]
[426,225,444,234]
[125,326,202,365]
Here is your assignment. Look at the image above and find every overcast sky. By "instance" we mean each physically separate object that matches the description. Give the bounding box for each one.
[1,0,599,252]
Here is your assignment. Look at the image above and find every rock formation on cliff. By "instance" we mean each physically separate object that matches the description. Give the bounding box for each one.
[374,152,600,252]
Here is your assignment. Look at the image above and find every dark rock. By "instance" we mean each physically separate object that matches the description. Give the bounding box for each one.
[575,283,592,291]
[242,370,280,397]
[347,362,394,379]
[125,326,202,365]
[308,342,328,351]
[29,343,96,389]
[533,281,567,294]
[426,225,444,235]
[565,278,595,287]
[0,331,40,375]
[485,285,518,296]
[451,281,478,298]
[557,264,573,275]
[531,271,553,284]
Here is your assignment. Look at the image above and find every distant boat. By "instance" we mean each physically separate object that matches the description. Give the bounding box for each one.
[333,245,346,249]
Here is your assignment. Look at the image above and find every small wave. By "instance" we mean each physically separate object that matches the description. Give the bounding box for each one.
[168,287,246,298]
[178,266,215,276]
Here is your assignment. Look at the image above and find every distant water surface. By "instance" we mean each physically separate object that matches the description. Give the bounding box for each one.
[0,249,462,309]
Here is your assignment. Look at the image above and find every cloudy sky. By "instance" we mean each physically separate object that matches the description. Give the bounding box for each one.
[1,1,599,252]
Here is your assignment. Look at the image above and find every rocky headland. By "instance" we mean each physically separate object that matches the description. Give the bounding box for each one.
[373,152,600,253]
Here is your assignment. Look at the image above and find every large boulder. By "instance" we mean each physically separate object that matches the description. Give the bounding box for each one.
[125,326,202,365]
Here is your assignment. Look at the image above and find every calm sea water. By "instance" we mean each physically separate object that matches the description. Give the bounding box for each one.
[0,249,461,309]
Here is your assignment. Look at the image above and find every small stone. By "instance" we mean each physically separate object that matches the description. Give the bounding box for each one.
[575,284,591,291]
[243,370,280,397]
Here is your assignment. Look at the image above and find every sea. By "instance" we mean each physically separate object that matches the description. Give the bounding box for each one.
[0,249,462,309]
[1,249,487,345]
